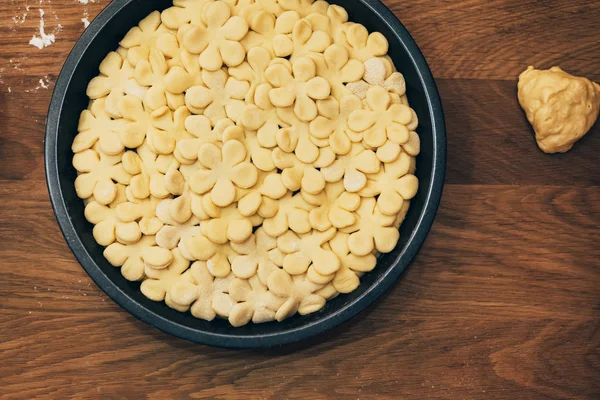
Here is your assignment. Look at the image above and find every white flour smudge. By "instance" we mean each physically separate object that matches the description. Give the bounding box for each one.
[82,18,90,28]
[29,9,56,49]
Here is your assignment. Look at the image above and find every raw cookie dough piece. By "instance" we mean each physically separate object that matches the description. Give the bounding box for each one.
[303,180,361,231]
[104,236,162,281]
[518,66,600,154]
[184,69,248,125]
[179,234,238,278]
[348,86,413,148]
[228,275,286,327]
[188,140,258,208]
[267,269,326,321]
[277,227,339,277]
[181,0,249,71]
[166,262,236,320]
[141,248,191,301]
[230,227,282,279]
[72,146,131,205]
[360,151,418,216]
[320,142,380,193]
[265,57,331,122]
[310,94,364,155]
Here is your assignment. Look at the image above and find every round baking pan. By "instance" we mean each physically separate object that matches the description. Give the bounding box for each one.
[45,0,446,348]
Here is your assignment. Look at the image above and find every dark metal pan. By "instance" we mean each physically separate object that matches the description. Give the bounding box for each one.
[45,0,446,348]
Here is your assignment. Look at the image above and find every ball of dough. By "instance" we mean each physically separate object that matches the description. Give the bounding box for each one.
[518,66,600,154]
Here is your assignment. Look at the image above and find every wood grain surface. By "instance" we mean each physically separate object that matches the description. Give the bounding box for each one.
[1,0,599,399]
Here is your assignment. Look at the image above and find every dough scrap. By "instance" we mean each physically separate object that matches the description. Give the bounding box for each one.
[518,66,600,154]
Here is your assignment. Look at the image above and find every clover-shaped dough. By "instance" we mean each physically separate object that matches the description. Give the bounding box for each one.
[277,227,339,277]
[155,198,202,249]
[179,234,239,278]
[119,95,153,149]
[141,247,191,301]
[348,85,413,148]
[149,106,194,157]
[85,199,142,246]
[341,197,399,256]
[229,45,273,103]
[308,94,363,155]
[86,51,146,119]
[120,11,172,65]
[229,227,283,279]
[273,17,331,59]
[232,168,288,214]
[200,202,255,244]
[320,143,380,193]
[166,262,235,320]
[518,66,600,154]
[132,48,171,111]
[346,57,406,100]
[161,0,212,29]
[222,124,277,173]
[189,140,258,207]
[238,4,289,54]
[308,44,364,99]
[163,50,205,94]
[73,98,128,155]
[104,235,161,281]
[360,151,419,216]
[228,275,286,326]
[303,180,361,231]
[73,147,131,205]
[123,145,175,200]
[176,117,233,164]
[182,1,248,71]
[267,269,326,321]
[271,148,325,194]
[329,231,376,293]
[274,106,325,164]
[277,0,326,15]
[374,108,420,163]
[116,194,164,236]
[261,192,313,237]
[266,57,331,122]
[339,22,388,61]
[402,130,421,158]
[185,69,248,125]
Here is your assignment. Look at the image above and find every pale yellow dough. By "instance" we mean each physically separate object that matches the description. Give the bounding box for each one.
[73,0,421,327]
[518,66,600,154]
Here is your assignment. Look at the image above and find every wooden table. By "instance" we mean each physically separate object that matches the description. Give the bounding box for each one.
[1,0,598,398]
